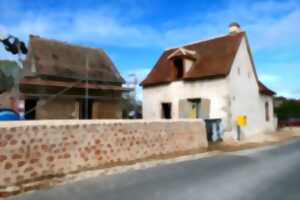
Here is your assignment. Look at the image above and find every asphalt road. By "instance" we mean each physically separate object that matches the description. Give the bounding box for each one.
[8,139,300,200]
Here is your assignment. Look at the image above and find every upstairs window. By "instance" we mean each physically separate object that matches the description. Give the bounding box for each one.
[173,58,184,79]
[237,67,241,75]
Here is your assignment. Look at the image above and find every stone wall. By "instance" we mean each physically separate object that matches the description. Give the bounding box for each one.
[0,119,207,187]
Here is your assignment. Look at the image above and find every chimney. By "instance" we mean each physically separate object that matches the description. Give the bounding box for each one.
[228,22,241,33]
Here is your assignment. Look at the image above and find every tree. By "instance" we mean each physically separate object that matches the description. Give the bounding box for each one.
[274,99,300,120]
[0,60,20,93]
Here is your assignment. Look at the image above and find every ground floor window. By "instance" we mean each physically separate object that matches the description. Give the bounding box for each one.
[188,98,201,118]
[161,103,172,119]
[265,101,269,121]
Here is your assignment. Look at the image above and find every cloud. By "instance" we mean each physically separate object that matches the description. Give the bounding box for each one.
[251,0,298,13]
[0,45,17,60]
[293,88,300,95]
[260,74,280,84]
[2,10,161,48]
[1,0,300,101]
[1,0,299,51]
[250,9,300,50]
[276,89,300,99]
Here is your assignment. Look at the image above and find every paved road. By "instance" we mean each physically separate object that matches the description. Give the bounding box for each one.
[9,139,300,200]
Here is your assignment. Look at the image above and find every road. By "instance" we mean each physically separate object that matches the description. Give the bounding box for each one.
[8,139,300,200]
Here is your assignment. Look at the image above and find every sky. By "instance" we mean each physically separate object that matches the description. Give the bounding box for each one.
[0,0,300,100]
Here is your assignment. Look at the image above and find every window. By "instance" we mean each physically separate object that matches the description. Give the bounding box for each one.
[265,102,269,121]
[173,58,184,79]
[188,99,201,118]
[161,103,172,119]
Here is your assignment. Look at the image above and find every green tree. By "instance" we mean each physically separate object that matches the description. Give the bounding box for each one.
[274,100,300,120]
[0,60,20,93]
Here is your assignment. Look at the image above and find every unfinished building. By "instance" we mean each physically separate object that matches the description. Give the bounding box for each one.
[20,35,125,119]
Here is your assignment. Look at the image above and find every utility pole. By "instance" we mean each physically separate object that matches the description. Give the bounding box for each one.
[85,55,89,119]
[128,73,138,101]
[14,43,24,112]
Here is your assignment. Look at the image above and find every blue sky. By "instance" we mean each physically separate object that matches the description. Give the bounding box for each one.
[0,0,300,99]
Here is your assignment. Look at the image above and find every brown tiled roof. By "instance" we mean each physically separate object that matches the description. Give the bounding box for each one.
[23,35,124,84]
[140,32,245,87]
[258,81,276,96]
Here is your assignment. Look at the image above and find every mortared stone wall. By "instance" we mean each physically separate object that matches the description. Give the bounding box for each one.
[0,119,207,187]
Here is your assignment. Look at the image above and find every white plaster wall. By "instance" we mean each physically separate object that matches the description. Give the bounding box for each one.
[259,95,277,132]
[227,37,276,138]
[142,78,229,120]
[184,59,194,73]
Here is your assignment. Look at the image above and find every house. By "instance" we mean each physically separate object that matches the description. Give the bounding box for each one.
[141,23,276,139]
[20,35,126,119]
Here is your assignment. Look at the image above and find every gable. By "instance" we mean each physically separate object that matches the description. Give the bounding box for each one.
[228,35,276,97]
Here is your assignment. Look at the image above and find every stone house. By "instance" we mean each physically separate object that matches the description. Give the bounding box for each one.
[141,23,277,139]
[20,35,125,119]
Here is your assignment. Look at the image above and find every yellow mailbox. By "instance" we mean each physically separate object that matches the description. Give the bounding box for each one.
[236,115,247,127]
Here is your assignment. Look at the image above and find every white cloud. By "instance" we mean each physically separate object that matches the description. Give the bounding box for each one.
[250,9,300,50]
[1,0,299,100]
[0,45,17,60]
[276,90,298,99]
[260,74,280,83]
[294,89,300,99]
[0,25,9,39]
[252,0,298,13]
[1,0,299,51]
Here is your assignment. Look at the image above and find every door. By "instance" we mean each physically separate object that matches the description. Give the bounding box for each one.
[80,99,93,119]
[24,99,38,119]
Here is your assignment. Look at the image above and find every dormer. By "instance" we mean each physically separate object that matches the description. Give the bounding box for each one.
[167,47,196,80]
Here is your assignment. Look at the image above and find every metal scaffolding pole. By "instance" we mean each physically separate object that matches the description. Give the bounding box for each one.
[85,55,89,119]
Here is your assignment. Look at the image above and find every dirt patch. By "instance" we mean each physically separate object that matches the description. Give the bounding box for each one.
[208,127,300,152]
